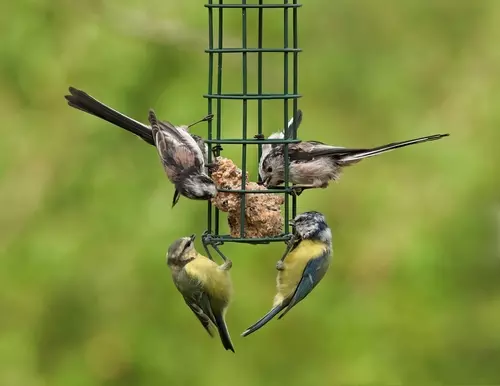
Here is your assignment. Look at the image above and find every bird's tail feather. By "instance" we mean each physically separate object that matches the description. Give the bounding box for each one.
[214,313,235,353]
[65,87,155,145]
[340,133,449,163]
[241,305,284,338]
[285,109,303,139]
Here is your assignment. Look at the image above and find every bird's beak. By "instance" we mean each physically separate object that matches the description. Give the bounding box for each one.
[289,219,295,227]
[190,234,196,241]
[263,177,271,187]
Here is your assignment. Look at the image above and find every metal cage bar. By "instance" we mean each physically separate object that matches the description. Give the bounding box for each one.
[240,0,248,238]
[205,3,300,8]
[206,2,215,236]
[283,0,290,236]
[257,0,264,181]
[292,0,299,220]
[203,0,302,246]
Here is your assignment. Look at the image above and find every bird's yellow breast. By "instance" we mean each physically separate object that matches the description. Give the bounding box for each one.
[184,255,232,301]
[274,239,328,305]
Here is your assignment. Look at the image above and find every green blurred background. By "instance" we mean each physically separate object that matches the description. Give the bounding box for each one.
[1,0,500,385]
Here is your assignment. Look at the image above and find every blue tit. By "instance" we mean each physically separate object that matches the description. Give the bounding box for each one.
[241,211,333,337]
[167,234,235,352]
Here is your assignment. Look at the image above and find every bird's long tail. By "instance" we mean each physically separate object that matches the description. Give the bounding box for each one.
[65,86,155,145]
[214,313,235,353]
[340,133,449,164]
[285,109,303,139]
[241,304,284,338]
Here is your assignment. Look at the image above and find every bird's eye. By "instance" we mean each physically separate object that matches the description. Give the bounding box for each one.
[267,166,273,173]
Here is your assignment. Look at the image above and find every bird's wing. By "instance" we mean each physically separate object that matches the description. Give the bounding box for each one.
[183,293,217,338]
[189,134,209,164]
[288,142,367,162]
[150,117,205,181]
[278,250,330,320]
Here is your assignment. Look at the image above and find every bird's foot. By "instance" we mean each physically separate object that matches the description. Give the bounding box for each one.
[290,187,304,197]
[212,146,223,158]
[276,260,285,271]
[206,162,217,174]
[218,259,233,271]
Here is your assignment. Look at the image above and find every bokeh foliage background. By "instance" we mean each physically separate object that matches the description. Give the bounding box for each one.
[1,0,500,385]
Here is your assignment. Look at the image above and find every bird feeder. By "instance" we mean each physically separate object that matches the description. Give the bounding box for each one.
[201,0,302,260]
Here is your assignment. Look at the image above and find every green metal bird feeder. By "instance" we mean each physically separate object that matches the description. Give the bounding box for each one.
[202,0,302,257]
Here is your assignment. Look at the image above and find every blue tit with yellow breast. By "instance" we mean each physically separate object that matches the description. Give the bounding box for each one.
[167,234,235,352]
[241,211,333,337]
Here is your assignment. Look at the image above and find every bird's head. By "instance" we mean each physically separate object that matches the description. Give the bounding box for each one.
[178,173,218,200]
[290,211,332,243]
[260,149,285,187]
[167,234,197,267]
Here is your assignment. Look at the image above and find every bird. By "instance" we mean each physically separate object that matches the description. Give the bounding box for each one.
[259,112,449,191]
[148,109,217,207]
[241,211,333,337]
[167,234,234,352]
[258,109,303,183]
[64,87,215,207]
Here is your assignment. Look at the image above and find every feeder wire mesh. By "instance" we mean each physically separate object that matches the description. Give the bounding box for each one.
[203,0,302,249]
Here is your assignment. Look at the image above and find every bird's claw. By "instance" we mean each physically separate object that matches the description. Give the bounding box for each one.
[291,187,304,197]
[276,260,285,271]
[206,162,217,174]
[218,260,233,271]
[212,145,223,158]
